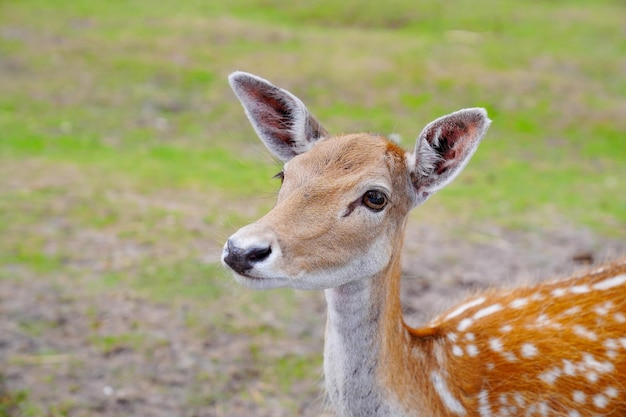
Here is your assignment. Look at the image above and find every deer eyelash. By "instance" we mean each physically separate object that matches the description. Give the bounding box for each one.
[273,171,285,182]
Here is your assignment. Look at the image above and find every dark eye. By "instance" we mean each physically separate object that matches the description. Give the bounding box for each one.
[362,190,387,212]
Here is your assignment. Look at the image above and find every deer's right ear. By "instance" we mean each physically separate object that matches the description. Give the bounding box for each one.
[408,108,490,206]
[229,72,328,162]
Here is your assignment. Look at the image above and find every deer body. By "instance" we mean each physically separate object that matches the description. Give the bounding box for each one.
[222,71,626,416]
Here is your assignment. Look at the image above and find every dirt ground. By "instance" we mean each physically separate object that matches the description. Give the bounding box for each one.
[1,218,625,417]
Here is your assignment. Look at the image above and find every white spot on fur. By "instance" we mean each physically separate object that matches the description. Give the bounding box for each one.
[592,274,626,291]
[572,390,586,404]
[561,306,581,316]
[526,314,563,331]
[466,344,479,357]
[447,333,459,342]
[514,393,524,407]
[536,314,551,326]
[445,297,486,320]
[431,371,467,415]
[583,353,614,374]
[452,345,464,357]
[489,338,503,352]
[562,359,576,376]
[593,394,608,408]
[539,366,562,385]
[458,318,473,331]
[496,395,512,416]
[520,343,538,358]
[500,324,513,333]
[570,284,590,294]
[530,292,544,301]
[606,387,618,398]
[594,301,613,316]
[614,313,626,323]
[552,288,567,297]
[474,304,503,320]
[510,298,528,308]
[478,390,491,417]
[465,333,475,341]
[586,371,599,383]
[568,411,581,417]
[573,325,598,341]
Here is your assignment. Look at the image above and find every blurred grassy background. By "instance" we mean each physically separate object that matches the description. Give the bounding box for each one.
[1,0,625,415]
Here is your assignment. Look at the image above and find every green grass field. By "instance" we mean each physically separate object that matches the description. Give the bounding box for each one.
[1,0,625,415]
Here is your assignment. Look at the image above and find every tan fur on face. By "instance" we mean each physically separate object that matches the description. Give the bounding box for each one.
[253,133,412,278]
[226,75,626,416]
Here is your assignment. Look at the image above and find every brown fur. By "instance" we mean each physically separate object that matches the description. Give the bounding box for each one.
[226,71,626,416]
[391,257,626,416]
[255,134,413,277]
[256,134,626,416]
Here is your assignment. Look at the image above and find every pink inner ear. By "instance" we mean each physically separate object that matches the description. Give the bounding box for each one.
[430,120,479,175]
[412,108,489,198]
[242,87,297,146]
[230,72,329,161]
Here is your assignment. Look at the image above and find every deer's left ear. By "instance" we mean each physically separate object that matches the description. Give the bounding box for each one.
[408,108,491,206]
[229,71,328,162]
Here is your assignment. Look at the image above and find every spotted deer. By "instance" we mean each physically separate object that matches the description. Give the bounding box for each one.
[221,71,626,417]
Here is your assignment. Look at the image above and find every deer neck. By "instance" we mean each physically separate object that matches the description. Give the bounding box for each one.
[323,232,425,416]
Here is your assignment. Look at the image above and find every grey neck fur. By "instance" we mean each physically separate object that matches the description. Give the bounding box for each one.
[324,279,403,417]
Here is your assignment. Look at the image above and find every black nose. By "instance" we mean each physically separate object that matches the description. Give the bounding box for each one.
[223,239,272,275]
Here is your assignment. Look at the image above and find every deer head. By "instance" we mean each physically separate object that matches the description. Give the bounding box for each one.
[222,71,490,291]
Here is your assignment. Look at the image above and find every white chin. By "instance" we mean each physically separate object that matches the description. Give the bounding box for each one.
[232,272,290,290]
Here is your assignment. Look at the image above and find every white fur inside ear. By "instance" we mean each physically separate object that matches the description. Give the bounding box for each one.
[405,151,432,206]
[414,135,443,178]
[289,100,320,154]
